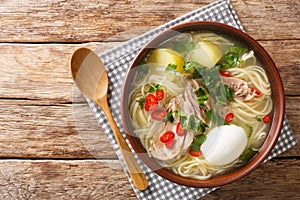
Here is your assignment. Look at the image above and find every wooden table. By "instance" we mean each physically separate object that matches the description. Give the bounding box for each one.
[0,0,299,199]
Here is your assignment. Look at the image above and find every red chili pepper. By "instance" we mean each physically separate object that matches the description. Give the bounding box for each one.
[160,131,175,143]
[224,112,234,123]
[176,122,186,136]
[189,149,202,157]
[165,137,175,148]
[155,89,164,101]
[251,88,261,96]
[144,94,158,112]
[145,94,158,104]
[263,114,271,123]
[144,102,158,112]
[151,109,166,121]
[219,71,231,77]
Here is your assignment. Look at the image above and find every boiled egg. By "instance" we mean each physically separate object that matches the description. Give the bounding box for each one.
[200,125,248,165]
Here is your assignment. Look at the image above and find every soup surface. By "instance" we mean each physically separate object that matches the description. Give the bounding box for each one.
[128,32,272,180]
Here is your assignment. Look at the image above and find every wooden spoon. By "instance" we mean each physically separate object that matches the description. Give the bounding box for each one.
[70,47,148,191]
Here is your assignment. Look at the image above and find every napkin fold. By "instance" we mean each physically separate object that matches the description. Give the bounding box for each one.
[85,0,297,199]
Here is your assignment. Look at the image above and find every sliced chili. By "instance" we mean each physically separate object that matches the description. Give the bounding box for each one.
[160,131,175,143]
[155,89,164,101]
[263,114,271,123]
[189,149,202,157]
[176,122,186,136]
[219,71,231,77]
[251,88,261,96]
[165,137,175,148]
[224,112,234,123]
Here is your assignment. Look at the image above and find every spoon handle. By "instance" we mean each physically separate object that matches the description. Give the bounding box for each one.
[97,98,148,191]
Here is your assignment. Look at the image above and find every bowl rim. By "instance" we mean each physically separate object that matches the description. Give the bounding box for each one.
[120,21,285,188]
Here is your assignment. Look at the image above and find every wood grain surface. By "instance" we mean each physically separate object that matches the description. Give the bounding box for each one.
[0,0,299,199]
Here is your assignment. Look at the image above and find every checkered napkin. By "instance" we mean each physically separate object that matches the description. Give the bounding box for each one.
[85,0,297,199]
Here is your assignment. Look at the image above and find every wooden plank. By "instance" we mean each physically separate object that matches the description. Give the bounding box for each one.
[0,42,121,102]
[205,159,300,200]
[0,0,298,42]
[232,0,300,40]
[0,96,298,158]
[0,40,299,103]
[0,159,298,199]
[0,160,136,199]
[0,100,115,158]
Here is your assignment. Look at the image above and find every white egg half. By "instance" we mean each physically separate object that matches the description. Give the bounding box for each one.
[201,125,248,165]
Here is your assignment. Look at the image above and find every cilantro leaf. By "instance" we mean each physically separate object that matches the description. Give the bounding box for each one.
[224,85,235,102]
[239,148,259,162]
[194,134,206,145]
[183,61,206,79]
[136,97,145,109]
[230,46,248,55]
[166,63,178,72]
[148,83,162,93]
[194,86,209,106]
[163,111,174,123]
[191,134,206,152]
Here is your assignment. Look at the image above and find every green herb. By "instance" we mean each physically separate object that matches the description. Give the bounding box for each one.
[199,121,209,132]
[224,85,235,102]
[245,124,253,137]
[163,111,174,123]
[166,63,178,72]
[230,46,248,55]
[191,134,207,152]
[183,61,206,79]
[194,134,206,145]
[136,97,145,109]
[148,83,162,93]
[191,143,200,152]
[220,46,248,69]
[179,114,208,133]
[255,116,262,122]
[194,86,209,106]
[239,148,259,162]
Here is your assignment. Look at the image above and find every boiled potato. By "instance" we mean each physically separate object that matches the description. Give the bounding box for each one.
[147,48,185,73]
[187,41,223,69]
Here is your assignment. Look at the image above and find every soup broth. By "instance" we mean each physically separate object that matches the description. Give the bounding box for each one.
[128,32,272,180]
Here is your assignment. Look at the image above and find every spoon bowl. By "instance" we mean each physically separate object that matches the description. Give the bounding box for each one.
[70,47,148,191]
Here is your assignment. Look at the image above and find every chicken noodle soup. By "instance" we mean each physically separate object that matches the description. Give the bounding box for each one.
[128,32,272,180]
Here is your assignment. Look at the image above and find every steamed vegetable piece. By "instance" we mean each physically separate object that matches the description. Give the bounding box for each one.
[147,48,185,73]
[187,41,223,68]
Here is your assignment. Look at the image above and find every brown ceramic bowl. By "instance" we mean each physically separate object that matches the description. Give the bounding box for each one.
[120,21,284,188]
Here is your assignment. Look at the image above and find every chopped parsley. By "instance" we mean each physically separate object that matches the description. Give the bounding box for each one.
[136,97,145,109]
[255,116,262,122]
[239,148,259,162]
[166,63,178,72]
[194,86,209,106]
[179,114,208,133]
[148,83,162,93]
[163,111,174,123]
[220,46,248,69]
[191,134,207,152]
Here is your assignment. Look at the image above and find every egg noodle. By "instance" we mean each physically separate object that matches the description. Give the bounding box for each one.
[128,33,272,180]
